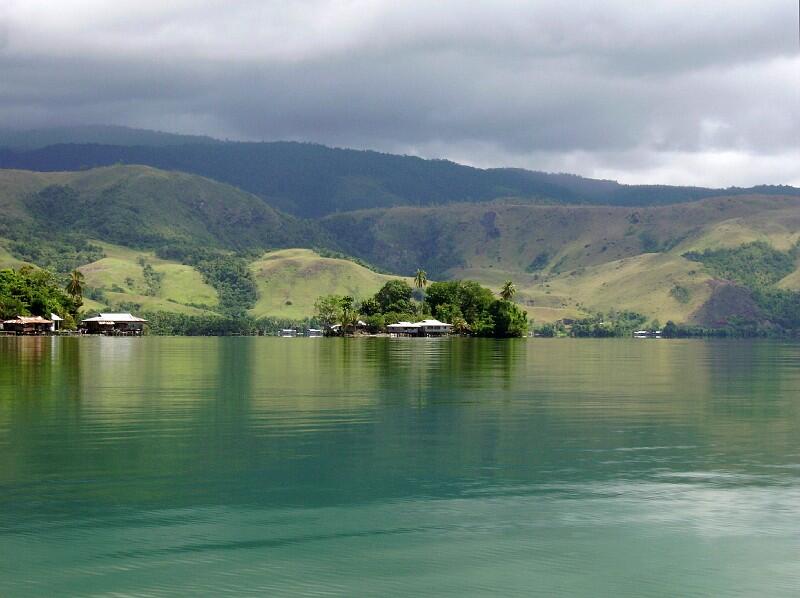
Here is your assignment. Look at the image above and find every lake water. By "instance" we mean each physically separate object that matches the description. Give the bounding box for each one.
[1,337,799,596]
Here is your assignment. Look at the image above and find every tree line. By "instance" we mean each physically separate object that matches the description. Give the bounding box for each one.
[314,272,528,337]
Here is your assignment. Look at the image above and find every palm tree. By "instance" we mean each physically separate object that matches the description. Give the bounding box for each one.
[414,269,428,289]
[500,280,516,301]
[66,269,85,300]
[339,296,358,335]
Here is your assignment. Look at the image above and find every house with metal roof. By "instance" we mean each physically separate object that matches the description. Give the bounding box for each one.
[386,321,421,336]
[387,319,453,337]
[50,313,64,332]
[81,313,147,335]
[417,319,454,336]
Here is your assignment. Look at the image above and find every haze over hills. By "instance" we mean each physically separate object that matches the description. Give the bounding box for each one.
[0,126,798,218]
[0,125,221,150]
[0,127,798,329]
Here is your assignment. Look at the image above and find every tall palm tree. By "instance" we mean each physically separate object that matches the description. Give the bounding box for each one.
[414,269,428,289]
[339,296,358,335]
[500,280,516,301]
[66,269,85,300]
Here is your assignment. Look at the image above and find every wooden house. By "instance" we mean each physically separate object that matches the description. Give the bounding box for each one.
[2,316,53,335]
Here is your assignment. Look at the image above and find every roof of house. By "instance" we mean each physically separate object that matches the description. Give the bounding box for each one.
[417,319,453,327]
[50,313,64,321]
[387,321,420,328]
[3,315,53,325]
[82,312,147,323]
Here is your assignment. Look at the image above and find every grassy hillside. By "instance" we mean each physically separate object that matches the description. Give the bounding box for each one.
[1,138,797,217]
[321,196,800,278]
[249,248,415,319]
[453,253,713,323]
[777,266,800,291]
[319,195,800,323]
[0,243,29,270]
[78,242,219,316]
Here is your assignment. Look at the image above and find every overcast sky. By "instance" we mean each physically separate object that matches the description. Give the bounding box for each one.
[1,0,798,186]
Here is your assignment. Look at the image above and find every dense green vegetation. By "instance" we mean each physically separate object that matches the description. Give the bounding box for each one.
[684,242,796,288]
[535,312,648,338]
[19,175,315,251]
[142,311,308,336]
[0,266,80,325]
[316,279,528,337]
[155,245,257,316]
[0,217,104,274]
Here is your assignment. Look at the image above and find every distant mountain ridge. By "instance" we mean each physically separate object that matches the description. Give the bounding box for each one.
[0,126,797,217]
[0,125,221,149]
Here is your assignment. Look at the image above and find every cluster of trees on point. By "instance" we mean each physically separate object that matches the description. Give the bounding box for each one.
[0,266,85,328]
[314,271,528,337]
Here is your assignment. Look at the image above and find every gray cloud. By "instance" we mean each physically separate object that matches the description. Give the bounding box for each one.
[0,0,798,186]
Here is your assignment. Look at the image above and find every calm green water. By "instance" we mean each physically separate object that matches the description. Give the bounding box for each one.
[1,337,800,596]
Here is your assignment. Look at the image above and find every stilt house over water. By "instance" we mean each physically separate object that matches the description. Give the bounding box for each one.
[2,315,53,335]
[81,313,147,335]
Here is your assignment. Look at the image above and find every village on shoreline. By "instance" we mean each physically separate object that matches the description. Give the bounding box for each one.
[1,265,788,340]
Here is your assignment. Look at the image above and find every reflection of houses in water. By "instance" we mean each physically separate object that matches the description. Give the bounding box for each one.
[281,328,324,337]
[81,313,147,335]
[633,329,662,338]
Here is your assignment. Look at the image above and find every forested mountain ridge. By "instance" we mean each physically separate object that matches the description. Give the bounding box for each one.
[1,135,797,218]
[0,125,220,150]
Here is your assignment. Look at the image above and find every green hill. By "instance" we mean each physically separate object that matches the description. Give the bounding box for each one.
[77,242,219,316]
[249,248,414,319]
[320,196,800,278]
[0,165,319,251]
[320,196,800,324]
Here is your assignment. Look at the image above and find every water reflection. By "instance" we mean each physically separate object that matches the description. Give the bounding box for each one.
[1,337,799,596]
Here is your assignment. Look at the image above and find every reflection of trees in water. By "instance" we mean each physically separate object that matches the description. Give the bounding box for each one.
[4,338,800,510]
[367,338,526,405]
[0,337,83,401]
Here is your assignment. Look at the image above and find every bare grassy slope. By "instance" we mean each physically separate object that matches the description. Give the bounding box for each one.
[323,195,800,277]
[322,195,800,322]
[78,242,219,316]
[249,249,414,319]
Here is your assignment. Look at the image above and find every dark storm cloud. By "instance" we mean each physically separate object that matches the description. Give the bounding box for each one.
[0,1,798,185]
